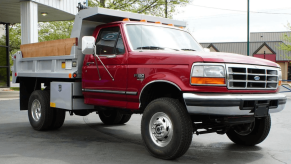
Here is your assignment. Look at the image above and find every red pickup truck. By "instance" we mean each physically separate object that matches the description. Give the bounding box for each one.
[13,7,286,159]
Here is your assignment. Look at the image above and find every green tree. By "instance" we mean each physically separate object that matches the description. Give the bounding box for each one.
[278,23,291,61]
[89,0,191,18]
[39,21,73,42]
[278,23,291,52]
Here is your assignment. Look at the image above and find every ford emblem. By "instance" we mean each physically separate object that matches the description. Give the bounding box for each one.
[254,76,260,81]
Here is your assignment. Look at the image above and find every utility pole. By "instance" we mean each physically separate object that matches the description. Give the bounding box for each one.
[247,0,250,56]
[165,0,168,18]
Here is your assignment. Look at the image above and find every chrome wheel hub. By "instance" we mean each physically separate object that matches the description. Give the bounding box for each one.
[149,112,173,147]
[31,99,41,122]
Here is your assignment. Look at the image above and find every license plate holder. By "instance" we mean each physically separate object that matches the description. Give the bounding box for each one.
[254,105,269,117]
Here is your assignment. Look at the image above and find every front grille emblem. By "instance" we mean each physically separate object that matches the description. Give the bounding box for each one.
[254,76,260,81]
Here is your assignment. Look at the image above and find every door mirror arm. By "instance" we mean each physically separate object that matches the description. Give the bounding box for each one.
[93,46,115,81]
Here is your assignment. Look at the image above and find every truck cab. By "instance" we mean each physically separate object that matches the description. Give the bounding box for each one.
[12,7,286,160]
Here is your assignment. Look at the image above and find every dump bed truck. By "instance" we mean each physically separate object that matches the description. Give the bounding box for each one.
[12,7,286,159]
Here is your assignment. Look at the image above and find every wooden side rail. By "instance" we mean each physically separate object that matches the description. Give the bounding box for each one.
[20,38,78,58]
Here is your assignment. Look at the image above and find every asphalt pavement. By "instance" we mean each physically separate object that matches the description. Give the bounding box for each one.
[0,90,290,164]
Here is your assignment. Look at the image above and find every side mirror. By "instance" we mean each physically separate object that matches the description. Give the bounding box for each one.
[204,48,210,52]
[82,36,95,54]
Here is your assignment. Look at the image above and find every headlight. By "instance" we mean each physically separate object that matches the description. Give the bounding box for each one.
[191,64,226,85]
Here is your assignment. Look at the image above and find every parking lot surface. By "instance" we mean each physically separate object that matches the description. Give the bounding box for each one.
[0,93,290,164]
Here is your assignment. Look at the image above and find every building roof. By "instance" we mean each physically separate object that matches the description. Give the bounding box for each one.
[0,0,79,23]
[200,41,291,61]
[250,31,291,44]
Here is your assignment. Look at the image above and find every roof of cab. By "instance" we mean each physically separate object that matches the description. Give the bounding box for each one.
[78,7,186,27]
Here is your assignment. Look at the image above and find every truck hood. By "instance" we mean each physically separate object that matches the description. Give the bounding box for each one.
[129,51,279,67]
[194,51,278,67]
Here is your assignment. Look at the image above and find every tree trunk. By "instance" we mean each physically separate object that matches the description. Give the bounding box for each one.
[165,0,168,18]
[100,0,106,7]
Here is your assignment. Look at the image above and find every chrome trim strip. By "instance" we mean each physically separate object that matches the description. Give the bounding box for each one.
[82,89,138,95]
[139,80,181,102]
[83,89,125,94]
[126,91,138,95]
[186,104,285,115]
[183,93,286,101]
[186,106,254,116]
[183,93,286,115]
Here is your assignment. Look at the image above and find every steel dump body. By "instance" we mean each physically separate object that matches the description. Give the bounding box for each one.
[12,7,186,83]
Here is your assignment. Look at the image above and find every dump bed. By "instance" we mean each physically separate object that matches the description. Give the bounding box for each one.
[20,38,77,58]
[12,7,186,83]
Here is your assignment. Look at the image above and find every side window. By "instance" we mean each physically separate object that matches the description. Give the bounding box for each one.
[96,27,125,55]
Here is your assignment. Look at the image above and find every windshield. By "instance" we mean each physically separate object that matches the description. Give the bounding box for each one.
[125,24,203,51]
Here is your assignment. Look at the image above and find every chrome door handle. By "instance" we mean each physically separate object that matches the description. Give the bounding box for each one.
[106,54,117,58]
[86,62,94,66]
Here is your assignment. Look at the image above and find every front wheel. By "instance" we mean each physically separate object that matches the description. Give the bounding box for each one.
[141,98,193,160]
[226,114,271,146]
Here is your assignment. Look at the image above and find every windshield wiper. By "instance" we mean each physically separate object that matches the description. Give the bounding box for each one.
[137,46,179,51]
[181,49,196,51]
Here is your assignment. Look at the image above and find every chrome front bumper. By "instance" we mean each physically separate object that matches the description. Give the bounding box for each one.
[183,93,286,116]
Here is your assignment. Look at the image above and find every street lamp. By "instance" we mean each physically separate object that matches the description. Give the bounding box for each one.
[247,0,250,56]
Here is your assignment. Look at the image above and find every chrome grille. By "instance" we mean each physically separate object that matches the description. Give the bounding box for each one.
[227,64,279,90]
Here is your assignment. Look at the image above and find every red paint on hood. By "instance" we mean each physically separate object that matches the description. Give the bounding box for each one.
[129,51,279,67]
[195,52,279,67]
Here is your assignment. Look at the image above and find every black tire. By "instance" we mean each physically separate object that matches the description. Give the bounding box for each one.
[226,114,271,146]
[49,108,66,130]
[118,114,132,124]
[141,98,193,160]
[28,90,54,131]
[99,110,123,125]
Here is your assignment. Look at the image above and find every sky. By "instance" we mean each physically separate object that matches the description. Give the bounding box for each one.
[173,0,291,43]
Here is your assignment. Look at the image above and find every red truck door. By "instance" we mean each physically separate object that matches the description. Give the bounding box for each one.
[82,25,128,108]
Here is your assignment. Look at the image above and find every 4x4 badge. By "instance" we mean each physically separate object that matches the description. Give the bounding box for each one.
[134,74,145,81]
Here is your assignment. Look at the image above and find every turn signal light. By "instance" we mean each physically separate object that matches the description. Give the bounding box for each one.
[191,77,225,85]
[140,19,147,22]
[168,24,174,26]
[279,80,282,86]
[69,73,72,78]
[155,21,161,24]
[123,18,130,21]
[179,27,184,29]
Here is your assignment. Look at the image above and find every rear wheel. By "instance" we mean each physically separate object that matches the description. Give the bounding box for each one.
[118,114,132,124]
[49,108,66,130]
[28,90,54,131]
[99,110,123,125]
[226,114,271,146]
[141,98,193,160]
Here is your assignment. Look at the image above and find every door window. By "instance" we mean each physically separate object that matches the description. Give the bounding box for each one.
[96,27,125,55]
